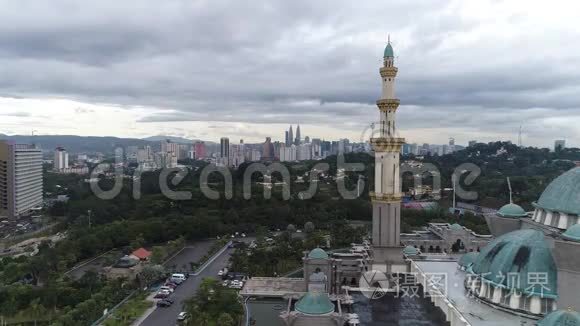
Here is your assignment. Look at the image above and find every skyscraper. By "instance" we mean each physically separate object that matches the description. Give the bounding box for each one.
[370,39,406,271]
[54,147,69,171]
[194,141,206,159]
[220,137,230,160]
[295,124,301,145]
[0,141,43,219]
[554,139,566,151]
[262,137,274,161]
[288,126,294,147]
[285,131,289,146]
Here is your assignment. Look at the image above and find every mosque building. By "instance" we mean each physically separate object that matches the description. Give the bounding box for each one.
[240,39,580,326]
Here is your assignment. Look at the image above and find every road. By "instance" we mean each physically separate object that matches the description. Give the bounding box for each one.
[140,238,252,326]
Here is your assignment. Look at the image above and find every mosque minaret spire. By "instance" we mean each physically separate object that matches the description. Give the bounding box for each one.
[371,37,407,273]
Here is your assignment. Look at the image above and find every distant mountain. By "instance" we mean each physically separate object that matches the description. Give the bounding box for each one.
[142,135,194,144]
[0,134,155,153]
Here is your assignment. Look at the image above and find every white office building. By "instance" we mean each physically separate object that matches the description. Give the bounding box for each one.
[54,147,69,171]
[0,141,43,219]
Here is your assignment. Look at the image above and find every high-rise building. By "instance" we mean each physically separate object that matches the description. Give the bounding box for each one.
[448,137,456,153]
[468,140,477,147]
[285,131,289,146]
[54,147,69,171]
[370,39,406,271]
[555,139,566,151]
[220,137,230,166]
[295,124,301,145]
[194,141,206,159]
[0,141,43,219]
[262,137,274,161]
[161,140,179,156]
[288,126,294,147]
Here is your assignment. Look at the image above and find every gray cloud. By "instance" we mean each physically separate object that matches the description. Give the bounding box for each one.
[0,0,579,146]
[0,111,31,117]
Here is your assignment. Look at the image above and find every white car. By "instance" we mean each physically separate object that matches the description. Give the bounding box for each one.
[177,312,189,321]
[159,286,174,293]
[241,233,246,238]
[218,270,224,277]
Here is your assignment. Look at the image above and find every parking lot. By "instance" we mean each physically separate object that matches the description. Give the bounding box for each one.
[140,237,253,326]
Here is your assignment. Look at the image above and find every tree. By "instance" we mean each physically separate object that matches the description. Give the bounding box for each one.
[217,313,235,326]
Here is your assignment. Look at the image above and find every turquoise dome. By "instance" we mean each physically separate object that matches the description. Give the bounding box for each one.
[403,246,419,256]
[450,223,463,231]
[562,224,580,242]
[471,229,558,298]
[295,292,335,315]
[498,203,527,218]
[384,43,394,57]
[535,167,580,216]
[458,252,479,268]
[538,309,580,326]
[308,248,329,259]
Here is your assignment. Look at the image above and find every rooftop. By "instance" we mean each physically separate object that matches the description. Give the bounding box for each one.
[416,260,535,326]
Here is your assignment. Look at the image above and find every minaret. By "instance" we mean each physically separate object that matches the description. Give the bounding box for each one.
[371,38,406,272]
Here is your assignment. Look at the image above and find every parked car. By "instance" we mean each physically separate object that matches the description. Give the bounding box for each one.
[170,273,187,284]
[177,312,189,321]
[156,300,172,307]
[159,286,174,293]
[154,291,169,299]
[217,269,224,277]
[164,282,178,289]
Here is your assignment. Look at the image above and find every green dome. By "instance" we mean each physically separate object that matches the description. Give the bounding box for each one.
[562,224,580,242]
[538,309,580,326]
[535,167,580,216]
[458,252,479,268]
[450,223,463,231]
[498,203,527,218]
[384,43,394,57]
[295,292,335,315]
[403,246,419,256]
[471,229,558,298]
[308,248,329,259]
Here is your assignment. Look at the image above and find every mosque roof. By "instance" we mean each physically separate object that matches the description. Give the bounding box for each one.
[535,167,580,216]
[295,292,335,315]
[497,203,527,218]
[562,224,580,242]
[471,229,558,298]
[384,42,394,57]
[458,252,479,268]
[538,309,580,326]
[308,248,329,259]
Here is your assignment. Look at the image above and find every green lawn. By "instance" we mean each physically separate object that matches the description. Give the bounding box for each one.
[102,293,153,326]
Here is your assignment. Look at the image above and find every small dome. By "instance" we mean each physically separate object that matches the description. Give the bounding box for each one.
[308,248,329,259]
[535,167,580,216]
[295,292,335,315]
[384,43,394,58]
[562,224,580,242]
[538,309,580,326]
[498,203,527,218]
[403,246,419,256]
[471,229,558,298]
[450,223,463,231]
[458,252,479,268]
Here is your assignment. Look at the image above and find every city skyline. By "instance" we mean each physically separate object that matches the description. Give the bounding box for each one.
[1,1,580,147]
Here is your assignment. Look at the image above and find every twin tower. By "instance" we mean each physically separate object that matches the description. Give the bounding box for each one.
[371,40,406,273]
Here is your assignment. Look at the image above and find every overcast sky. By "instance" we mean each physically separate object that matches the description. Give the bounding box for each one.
[1,0,579,148]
